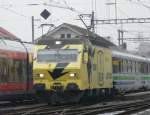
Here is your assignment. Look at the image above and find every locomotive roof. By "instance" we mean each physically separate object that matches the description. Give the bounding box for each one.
[36,38,86,49]
[36,37,116,49]
[112,50,150,62]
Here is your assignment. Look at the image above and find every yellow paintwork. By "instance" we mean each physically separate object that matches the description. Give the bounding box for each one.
[90,46,112,89]
[33,43,113,92]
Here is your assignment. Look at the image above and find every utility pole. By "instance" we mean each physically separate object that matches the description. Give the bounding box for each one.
[118,30,121,46]
[91,11,95,33]
[118,29,124,46]
[31,16,34,44]
[115,0,117,24]
[121,30,124,45]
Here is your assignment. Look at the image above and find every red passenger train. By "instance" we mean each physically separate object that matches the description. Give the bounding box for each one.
[0,38,33,102]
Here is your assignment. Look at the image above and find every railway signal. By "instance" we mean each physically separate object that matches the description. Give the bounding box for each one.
[40,9,51,20]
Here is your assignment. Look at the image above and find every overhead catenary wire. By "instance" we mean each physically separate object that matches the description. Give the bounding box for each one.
[0,5,46,24]
[121,0,150,34]
[0,6,29,19]
[126,0,150,11]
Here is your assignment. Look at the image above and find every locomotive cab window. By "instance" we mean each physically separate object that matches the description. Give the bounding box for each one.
[37,49,78,63]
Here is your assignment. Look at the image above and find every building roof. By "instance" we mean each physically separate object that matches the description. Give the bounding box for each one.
[0,27,19,41]
[35,23,116,47]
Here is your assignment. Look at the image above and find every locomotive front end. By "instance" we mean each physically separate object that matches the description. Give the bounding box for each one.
[33,44,86,103]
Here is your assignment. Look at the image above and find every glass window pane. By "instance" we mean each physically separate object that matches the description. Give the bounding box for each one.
[37,49,78,63]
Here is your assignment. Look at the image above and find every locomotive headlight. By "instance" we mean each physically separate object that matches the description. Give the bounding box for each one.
[39,74,44,78]
[70,73,76,77]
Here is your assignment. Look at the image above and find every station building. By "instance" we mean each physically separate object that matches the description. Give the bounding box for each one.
[34,23,116,48]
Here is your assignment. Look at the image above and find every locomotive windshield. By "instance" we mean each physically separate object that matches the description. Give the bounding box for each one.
[37,49,78,63]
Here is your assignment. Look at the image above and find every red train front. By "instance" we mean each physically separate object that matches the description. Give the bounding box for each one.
[0,39,33,102]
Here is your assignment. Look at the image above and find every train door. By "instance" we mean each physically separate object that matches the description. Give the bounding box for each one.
[97,50,104,87]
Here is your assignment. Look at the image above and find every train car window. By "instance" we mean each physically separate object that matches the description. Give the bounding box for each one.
[132,61,135,73]
[135,62,138,73]
[138,62,141,73]
[126,60,129,73]
[17,61,23,82]
[146,63,148,74]
[123,60,127,73]
[118,59,121,73]
[122,59,124,73]
[130,61,132,73]
[142,63,144,73]
[144,63,148,74]
[23,60,28,82]
[0,58,3,83]
[0,58,9,83]
[127,60,132,73]
[8,59,14,82]
[141,62,145,74]
[141,63,143,73]
[136,62,139,73]
[135,62,137,73]
[131,61,132,73]
[121,59,123,73]
[112,57,119,73]
[148,64,150,73]
[14,60,19,82]
[4,60,9,82]
[0,57,27,83]
[126,60,128,73]
[19,60,27,82]
[13,60,24,82]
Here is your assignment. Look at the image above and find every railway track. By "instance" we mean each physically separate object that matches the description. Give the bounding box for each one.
[1,91,150,115]
[1,104,87,115]
[0,103,47,115]
[5,99,149,115]
[0,100,138,115]
[0,100,38,108]
[61,99,150,115]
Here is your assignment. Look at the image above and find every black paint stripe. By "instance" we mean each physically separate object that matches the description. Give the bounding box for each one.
[48,63,69,80]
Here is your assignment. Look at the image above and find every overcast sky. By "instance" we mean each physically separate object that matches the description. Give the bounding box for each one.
[1,0,150,50]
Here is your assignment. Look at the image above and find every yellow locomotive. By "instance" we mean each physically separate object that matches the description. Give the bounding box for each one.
[33,38,113,103]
